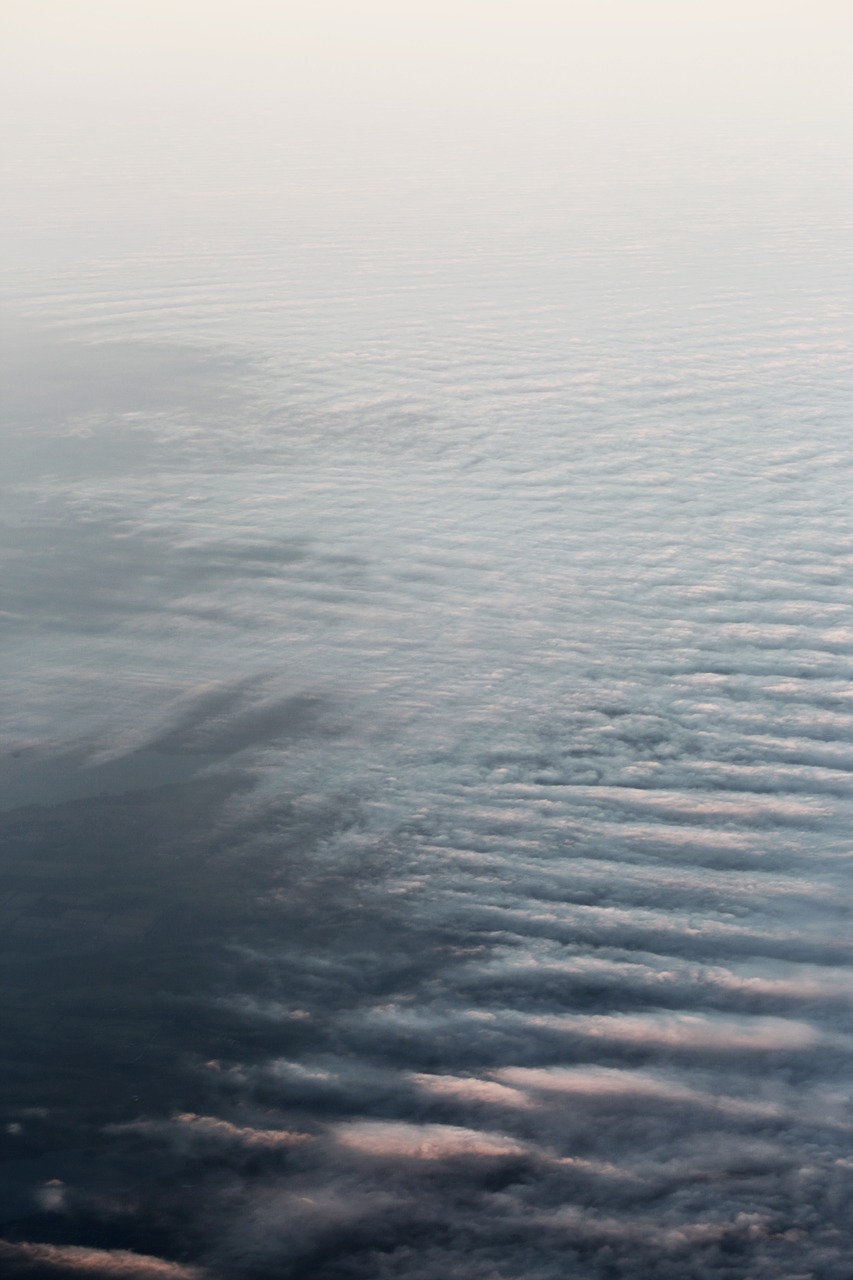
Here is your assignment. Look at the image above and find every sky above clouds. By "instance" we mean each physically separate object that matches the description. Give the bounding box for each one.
[5,0,853,121]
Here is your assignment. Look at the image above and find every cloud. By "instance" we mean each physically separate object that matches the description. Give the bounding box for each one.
[519,1011,824,1053]
[331,1120,527,1162]
[0,1241,205,1279]
[5,98,853,1280]
[106,1113,312,1154]
[34,1179,69,1213]
[408,1073,532,1109]
[493,1065,787,1120]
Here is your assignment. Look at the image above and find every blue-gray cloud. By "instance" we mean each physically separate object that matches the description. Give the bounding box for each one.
[3,94,853,1279]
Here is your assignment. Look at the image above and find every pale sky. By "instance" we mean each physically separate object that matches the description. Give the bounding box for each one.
[3,0,852,116]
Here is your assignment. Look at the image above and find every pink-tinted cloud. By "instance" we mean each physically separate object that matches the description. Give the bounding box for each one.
[408,1072,532,1108]
[332,1120,527,1160]
[494,1066,785,1119]
[521,1011,821,1052]
[0,1240,205,1278]
[107,1112,311,1151]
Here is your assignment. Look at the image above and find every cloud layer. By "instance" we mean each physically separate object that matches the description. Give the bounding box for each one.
[3,47,853,1278]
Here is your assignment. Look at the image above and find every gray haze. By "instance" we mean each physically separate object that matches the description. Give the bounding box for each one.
[2,4,853,1278]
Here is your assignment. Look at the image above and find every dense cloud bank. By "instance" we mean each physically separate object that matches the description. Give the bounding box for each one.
[3,117,853,1279]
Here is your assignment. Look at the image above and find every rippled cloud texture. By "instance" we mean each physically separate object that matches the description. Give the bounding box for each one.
[2,3,853,1278]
